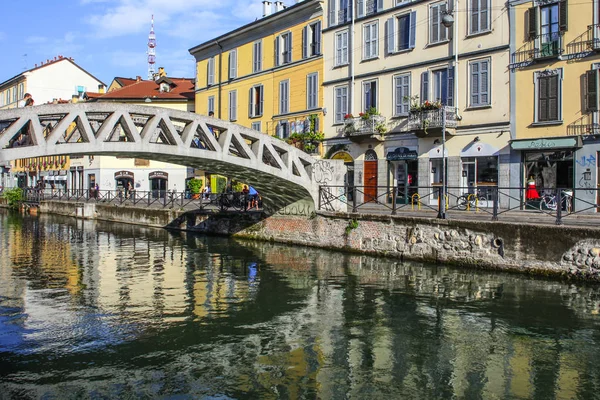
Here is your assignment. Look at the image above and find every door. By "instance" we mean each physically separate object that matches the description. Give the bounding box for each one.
[364,160,378,202]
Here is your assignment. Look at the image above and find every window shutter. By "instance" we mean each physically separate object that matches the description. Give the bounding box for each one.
[409,11,417,49]
[481,0,489,32]
[471,62,480,105]
[471,0,480,34]
[386,17,396,55]
[548,75,559,121]
[302,26,308,59]
[357,0,365,18]
[445,2,451,40]
[421,71,429,102]
[288,33,293,63]
[538,76,548,121]
[587,70,599,112]
[249,88,253,117]
[447,66,454,107]
[315,21,322,54]
[528,7,538,40]
[328,0,336,27]
[259,85,264,116]
[276,122,281,138]
[377,0,383,12]
[229,51,237,79]
[431,5,440,43]
[559,0,568,32]
[480,61,489,105]
[275,37,280,67]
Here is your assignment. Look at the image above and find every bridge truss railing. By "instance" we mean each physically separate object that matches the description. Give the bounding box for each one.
[18,188,262,212]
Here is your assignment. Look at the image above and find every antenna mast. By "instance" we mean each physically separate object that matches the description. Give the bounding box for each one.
[147,15,156,80]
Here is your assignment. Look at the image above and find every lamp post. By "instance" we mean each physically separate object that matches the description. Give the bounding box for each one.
[437,10,455,220]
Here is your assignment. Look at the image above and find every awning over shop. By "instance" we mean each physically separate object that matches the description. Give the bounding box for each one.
[510,136,582,151]
[149,171,168,180]
[460,142,500,157]
[114,170,134,180]
[386,147,418,161]
[428,146,449,159]
[331,151,354,162]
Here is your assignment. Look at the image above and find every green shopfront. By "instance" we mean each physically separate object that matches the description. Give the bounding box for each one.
[387,147,418,204]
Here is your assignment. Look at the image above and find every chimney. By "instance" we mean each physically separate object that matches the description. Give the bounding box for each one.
[98,84,106,94]
[158,67,166,77]
[136,76,142,82]
[274,1,284,12]
[262,0,272,17]
[71,95,79,104]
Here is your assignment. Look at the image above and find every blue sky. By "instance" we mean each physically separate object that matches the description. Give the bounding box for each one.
[0,0,295,86]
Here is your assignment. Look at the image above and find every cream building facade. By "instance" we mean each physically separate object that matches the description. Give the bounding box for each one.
[323,0,511,207]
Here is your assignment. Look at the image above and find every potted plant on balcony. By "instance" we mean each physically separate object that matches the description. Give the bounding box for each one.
[187,178,203,199]
[285,114,324,154]
[343,113,357,135]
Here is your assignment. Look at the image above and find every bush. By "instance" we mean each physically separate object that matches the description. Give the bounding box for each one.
[187,178,203,194]
[2,188,24,209]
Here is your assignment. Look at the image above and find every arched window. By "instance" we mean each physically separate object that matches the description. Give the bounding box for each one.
[365,149,378,160]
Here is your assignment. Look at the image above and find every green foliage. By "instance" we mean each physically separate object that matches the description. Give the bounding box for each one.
[2,188,24,209]
[216,176,227,194]
[285,114,324,154]
[345,219,359,235]
[232,181,244,192]
[359,107,381,120]
[187,178,203,194]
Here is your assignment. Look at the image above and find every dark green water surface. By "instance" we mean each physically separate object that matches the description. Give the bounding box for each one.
[1,210,600,399]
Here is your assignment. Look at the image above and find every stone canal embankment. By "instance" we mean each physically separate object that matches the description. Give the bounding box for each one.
[5,200,600,281]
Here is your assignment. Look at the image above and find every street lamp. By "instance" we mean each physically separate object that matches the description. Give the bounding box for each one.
[434,10,455,220]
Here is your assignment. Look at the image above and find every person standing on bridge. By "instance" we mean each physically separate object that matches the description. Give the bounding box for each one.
[18,93,32,108]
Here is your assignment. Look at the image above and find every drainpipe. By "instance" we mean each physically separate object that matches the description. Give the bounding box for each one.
[350,3,355,115]
[216,40,223,119]
[454,0,460,119]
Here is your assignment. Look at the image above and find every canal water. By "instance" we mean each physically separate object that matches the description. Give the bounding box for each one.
[1,211,600,399]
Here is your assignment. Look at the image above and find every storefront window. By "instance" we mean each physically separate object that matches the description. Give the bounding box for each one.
[524,151,573,191]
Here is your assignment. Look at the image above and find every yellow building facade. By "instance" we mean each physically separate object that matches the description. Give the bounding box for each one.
[189,0,324,155]
[510,0,600,209]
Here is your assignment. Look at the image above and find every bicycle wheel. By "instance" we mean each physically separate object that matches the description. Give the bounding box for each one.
[456,196,468,211]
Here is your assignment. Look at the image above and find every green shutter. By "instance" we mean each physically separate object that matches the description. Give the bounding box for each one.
[587,70,598,112]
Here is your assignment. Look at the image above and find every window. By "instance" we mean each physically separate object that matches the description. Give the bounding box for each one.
[303,21,322,58]
[228,50,237,80]
[275,32,293,66]
[387,12,416,54]
[207,57,215,86]
[469,0,490,34]
[421,67,453,106]
[335,30,349,66]
[12,87,17,103]
[363,21,379,59]
[430,2,449,44]
[470,59,490,107]
[307,73,319,109]
[357,0,383,17]
[334,85,349,123]
[328,0,353,27]
[253,41,262,73]
[277,121,290,139]
[535,70,562,122]
[18,83,24,100]
[249,85,264,118]
[528,1,567,57]
[208,96,215,114]
[394,74,411,116]
[363,80,378,111]
[251,122,262,132]
[586,68,599,112]
[279,80,289,115]
[229,90,237,121]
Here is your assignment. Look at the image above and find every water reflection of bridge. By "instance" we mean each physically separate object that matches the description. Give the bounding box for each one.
[1,212,600,398]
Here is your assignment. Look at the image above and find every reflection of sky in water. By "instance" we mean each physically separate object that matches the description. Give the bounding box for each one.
[1,212,600,399]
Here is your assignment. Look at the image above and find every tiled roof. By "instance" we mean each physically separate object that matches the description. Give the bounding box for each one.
[112,77,138,88]
[90,78,195,101]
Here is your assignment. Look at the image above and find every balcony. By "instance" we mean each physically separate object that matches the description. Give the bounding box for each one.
[509,33,563,70]
[565,24,600,59]
[344,115,386,142]
[407,106,457,133]
[567,114,600,136]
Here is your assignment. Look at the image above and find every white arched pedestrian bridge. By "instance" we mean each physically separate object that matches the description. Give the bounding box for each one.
[0,104,344,211]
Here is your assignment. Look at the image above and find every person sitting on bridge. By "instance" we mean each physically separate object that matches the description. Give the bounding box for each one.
[248,186,259,210]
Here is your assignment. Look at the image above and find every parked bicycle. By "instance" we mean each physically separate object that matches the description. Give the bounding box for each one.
[539,190,573,212]
[456,192,487,211]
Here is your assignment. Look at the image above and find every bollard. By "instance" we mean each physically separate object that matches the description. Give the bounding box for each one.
[555,187,563,225]
[391,188,397,215]
[352,186,357,213]
[492,186,499,221]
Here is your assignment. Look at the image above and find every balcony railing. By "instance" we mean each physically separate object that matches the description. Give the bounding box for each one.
[565,24,600,59]
[510,32,564,70]
[567,114,600,136]
[344,115,386,138]
[407,107,457,132]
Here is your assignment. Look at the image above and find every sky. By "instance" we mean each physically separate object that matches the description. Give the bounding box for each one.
[0,0,296,86]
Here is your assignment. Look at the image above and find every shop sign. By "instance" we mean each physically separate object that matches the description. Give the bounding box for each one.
[149,171,169,180]
[114,170,134,180]
[331,152,354,162]
[386,147,418,161]
[511,137,581,150]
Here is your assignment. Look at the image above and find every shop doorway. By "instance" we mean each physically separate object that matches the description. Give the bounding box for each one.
[363,150,378,202]
[114,171,134,198]
[460,156,498,207]
[331,151,354,202]
[395,161,418,204]
[524,151,573,194]
[149,171,168,198]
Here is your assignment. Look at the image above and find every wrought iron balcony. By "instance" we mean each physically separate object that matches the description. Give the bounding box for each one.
[407,106,457,132]
[567,114,600,136]
[344,115,386,140]
[565,24,600,59]
[510,33,564,70]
